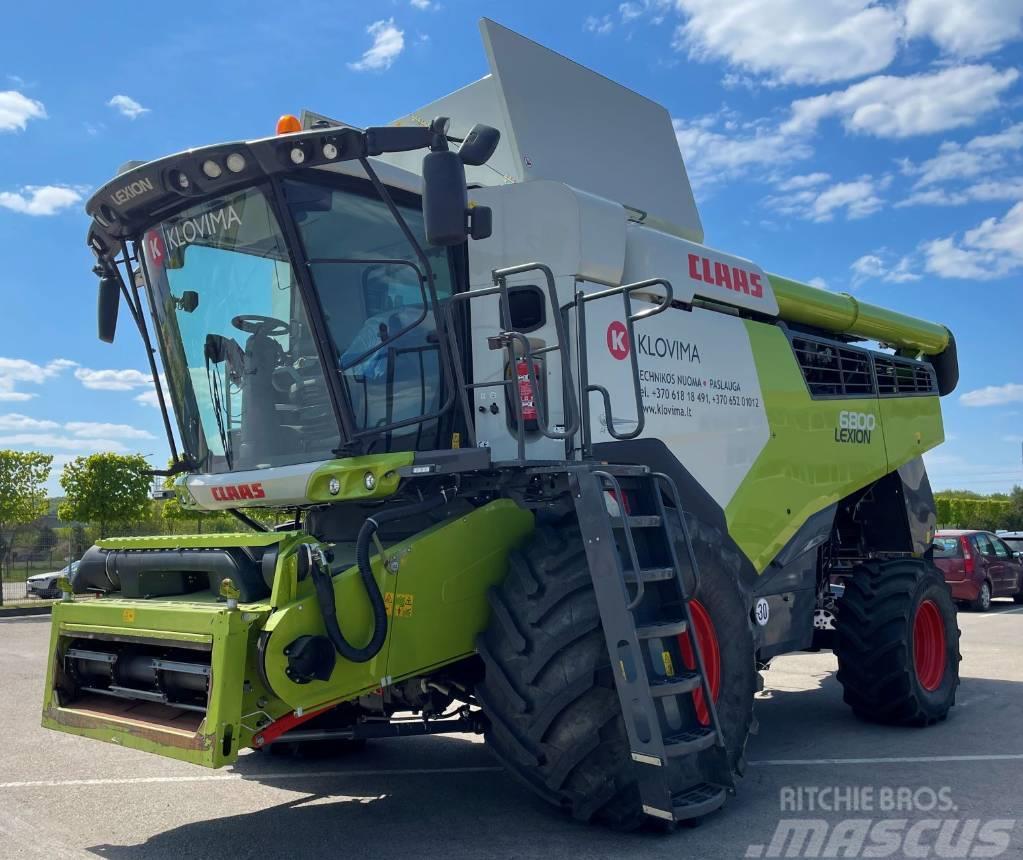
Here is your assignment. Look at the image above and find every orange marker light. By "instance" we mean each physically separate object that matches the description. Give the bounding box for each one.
[276,114,302,135]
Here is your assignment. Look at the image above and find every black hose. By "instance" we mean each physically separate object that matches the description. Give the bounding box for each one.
[311,494,449,663]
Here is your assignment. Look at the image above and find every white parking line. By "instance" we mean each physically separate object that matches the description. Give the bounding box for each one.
[749,753,1023,767]
[0,765,504,790]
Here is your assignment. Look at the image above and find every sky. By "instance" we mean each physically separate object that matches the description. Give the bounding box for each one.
[1,0,1023,495]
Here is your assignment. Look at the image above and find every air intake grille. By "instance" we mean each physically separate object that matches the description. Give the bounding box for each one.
[791,337,875,397]
[874,356,937,396]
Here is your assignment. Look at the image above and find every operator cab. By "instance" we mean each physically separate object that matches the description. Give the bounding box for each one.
[86,116,497,479]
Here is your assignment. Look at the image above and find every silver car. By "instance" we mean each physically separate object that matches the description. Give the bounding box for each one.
[26,561,79,599]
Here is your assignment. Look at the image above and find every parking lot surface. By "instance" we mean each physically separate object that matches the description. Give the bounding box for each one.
[2,604,1022,859]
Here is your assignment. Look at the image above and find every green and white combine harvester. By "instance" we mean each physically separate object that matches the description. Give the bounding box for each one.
[43,20,962,828]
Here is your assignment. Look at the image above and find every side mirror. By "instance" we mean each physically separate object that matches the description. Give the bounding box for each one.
[97,275,120,343]
[422,149,469,246]
[458,123,500,166]
[177,290,199,313]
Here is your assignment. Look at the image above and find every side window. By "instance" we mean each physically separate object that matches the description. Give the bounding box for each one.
[992,538,1010,558]
[974,533,995,556]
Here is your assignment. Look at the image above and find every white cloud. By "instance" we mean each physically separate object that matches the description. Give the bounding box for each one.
[74,367,153,391]
[673,113,812,191]
[895,123,1023,207]
[348,19,405,72]
[65,421,154,440]
[961,383,1023,407]
[765,175,888,222]
[672,0,903,85]
[0,414,154,452]
[775,172,831,191]
[620,2,644,22]
[784,65,1019,139]
[107,94,150,119]
[0,433,129,453]
[0,413,59,432]
[409,0,434,7]
[905,0,1023,58]
[808,276,830,290]
[585,15,615,35]
[0,358,76,401]
[850,252,921,285]
[0,90,46,132]
[135,389,161,408]
[0,185,84,216]
[921,201,1023,280]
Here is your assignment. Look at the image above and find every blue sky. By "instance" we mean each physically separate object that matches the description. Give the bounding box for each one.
[2,0,1023,494]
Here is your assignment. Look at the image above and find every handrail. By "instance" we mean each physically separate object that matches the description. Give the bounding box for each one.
[443,262,580,461]
[575,278,673,454]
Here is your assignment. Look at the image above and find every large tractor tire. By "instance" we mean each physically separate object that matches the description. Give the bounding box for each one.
[476,518,757,829]
[835,559,961,726]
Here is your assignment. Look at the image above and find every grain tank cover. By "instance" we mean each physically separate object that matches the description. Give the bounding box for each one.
[386,18,704,243]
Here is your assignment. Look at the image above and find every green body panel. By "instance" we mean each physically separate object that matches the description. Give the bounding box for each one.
[41,499,533,766]
[260,499,534,712]
[725,321,943,572]
[41,598,273,767]
[770,274,950,356]
[97,532,287,550]
[305,453,411,503]
[386,500,534,680]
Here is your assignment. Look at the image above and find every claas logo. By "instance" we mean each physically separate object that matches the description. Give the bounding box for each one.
[211,482,266,502]
[688,253,764,299]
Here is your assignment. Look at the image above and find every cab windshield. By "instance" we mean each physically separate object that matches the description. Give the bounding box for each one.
[143,176,452,473]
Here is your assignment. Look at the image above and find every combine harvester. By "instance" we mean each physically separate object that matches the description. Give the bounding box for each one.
[44,20,961,828]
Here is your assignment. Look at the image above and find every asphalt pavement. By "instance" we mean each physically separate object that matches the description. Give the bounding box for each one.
[2,603,1022,859]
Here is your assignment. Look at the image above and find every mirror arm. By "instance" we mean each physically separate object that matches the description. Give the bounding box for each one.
[127,238,181,464]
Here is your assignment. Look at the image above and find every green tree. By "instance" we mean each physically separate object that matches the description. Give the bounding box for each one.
[0,450,52,604]
[58,453,152,538]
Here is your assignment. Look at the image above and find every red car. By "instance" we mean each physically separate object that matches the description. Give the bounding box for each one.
[933,530,1023,611]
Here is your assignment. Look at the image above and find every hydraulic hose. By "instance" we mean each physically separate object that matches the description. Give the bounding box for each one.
[310,493,450,663]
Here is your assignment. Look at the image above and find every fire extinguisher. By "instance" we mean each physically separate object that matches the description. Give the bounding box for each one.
[506,355,545,432]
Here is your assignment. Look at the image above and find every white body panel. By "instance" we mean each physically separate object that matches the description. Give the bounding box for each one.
[181,462,321,509]
[384,18,703,243]
[583,301,770,509]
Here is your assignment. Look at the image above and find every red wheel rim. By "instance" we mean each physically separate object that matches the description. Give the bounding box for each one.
[913,599,947,692]
[677,599,721,726]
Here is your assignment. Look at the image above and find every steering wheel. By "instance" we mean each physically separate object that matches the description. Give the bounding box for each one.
[231,315,290,337]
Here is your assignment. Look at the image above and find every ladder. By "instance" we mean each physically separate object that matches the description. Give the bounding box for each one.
[568,465,733,823]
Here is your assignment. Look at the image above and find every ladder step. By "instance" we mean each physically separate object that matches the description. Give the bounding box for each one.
[648,672,701,697]
[663,726,717,756]
[622,566,675,584]
[635,618,688,639]
[610,515,662,529]
[671,783,728,821]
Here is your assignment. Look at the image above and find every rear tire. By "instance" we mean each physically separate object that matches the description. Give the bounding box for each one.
[835,559,961,726]
[476,518,756,829]
[970,580,992,612]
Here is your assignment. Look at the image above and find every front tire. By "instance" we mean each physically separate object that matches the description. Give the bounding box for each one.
[476,518,756,829]
[835,559,961,726]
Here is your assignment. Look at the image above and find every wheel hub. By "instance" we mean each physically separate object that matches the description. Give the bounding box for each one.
[912,598,947,692]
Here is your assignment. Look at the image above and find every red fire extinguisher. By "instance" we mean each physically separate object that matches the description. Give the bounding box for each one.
[507,356,545,431]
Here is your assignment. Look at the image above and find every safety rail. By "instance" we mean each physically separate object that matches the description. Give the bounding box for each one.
[443,262,580,461]
[575,278,674,457]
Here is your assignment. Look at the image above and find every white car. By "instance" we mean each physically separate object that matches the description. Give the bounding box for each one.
[26,562,79,599]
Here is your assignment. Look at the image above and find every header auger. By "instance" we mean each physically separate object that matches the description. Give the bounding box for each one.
[43,18,960,830]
